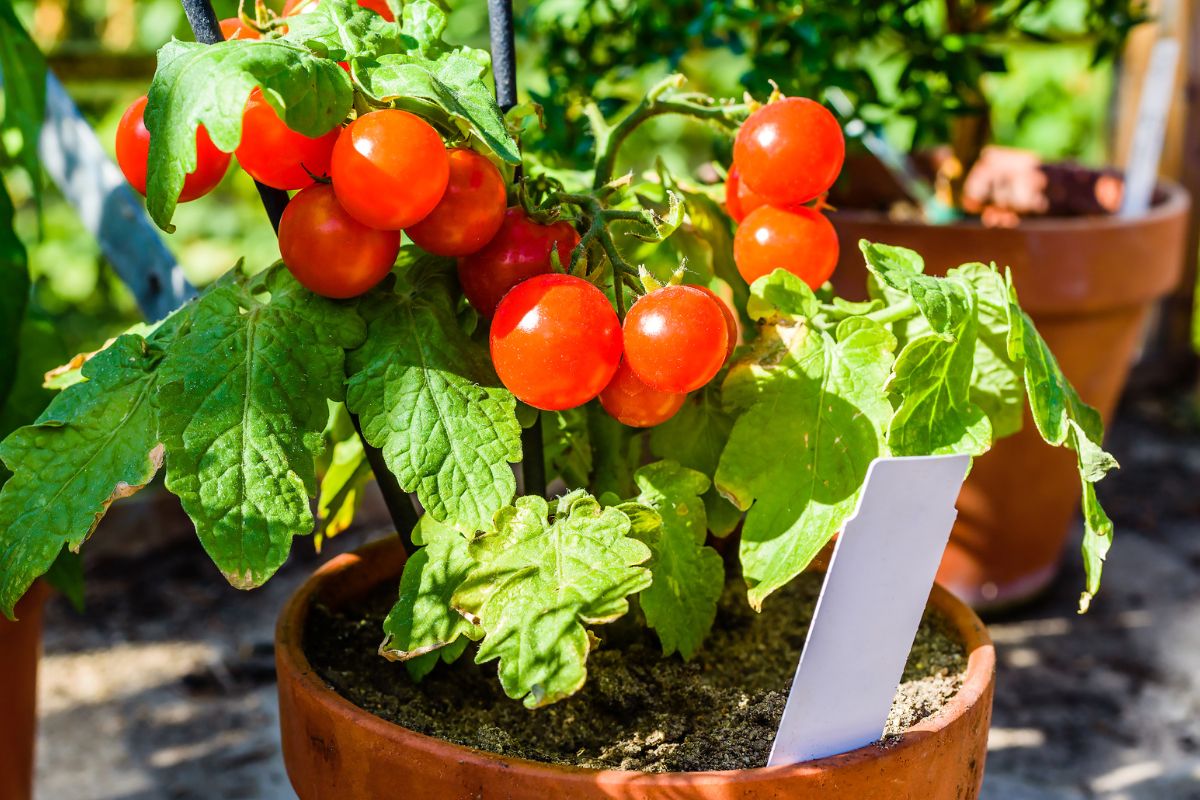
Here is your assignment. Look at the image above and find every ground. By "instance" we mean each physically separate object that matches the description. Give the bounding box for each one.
[31,397,1200,800]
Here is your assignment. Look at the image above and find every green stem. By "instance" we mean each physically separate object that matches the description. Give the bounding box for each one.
[865,298,918,326]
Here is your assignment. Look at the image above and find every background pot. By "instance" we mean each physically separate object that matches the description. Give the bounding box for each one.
[830,181,1190,607]
[0,581,50,800]
[276,537,996,800]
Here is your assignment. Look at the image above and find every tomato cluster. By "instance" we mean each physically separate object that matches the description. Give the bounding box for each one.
[727,97,844,290]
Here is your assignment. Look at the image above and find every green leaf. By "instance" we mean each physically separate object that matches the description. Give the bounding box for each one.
[345,261,522,533]
[0,183,29,408]
[542,406,592,488]
[860,240,968,335]
[649,387,740,536]
[282,0,408,61]
[747,269,819,322]
[380,514,480,680]
[0,315,64,443]
[156,267,365,589]
[361,51,521,164]
[452,491,652,707]
[957,264,1025,439]
[716,313,895,609]
[145,39,352,230]
[0,2,45,194]
[0,334,169,617]
[315,434,372,550]
[586,404,639,500]
[634,461,724,660]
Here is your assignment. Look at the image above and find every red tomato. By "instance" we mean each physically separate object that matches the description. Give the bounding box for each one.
[725,165,771,223]
[330,110,449,230]
[623,285,729,394]
[236,89,339,191]
[283,0,393,21]
[278,184,400,298]
[490,274,621,411]
[733,205,838,289]
[733,97,844,205]
[219,17,260,39]
[406,148,508,257]
[456,208,579,319]
[599,360,686,428]
[115,95,230,202]
[695,285,738,360]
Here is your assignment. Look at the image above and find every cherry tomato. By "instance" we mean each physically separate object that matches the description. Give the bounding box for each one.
[490,274,621,411]
[330,110,449,230]
[599,360,686,428]
[733,97,844,205]
[457,208,580,319]
[733,205,838,289]
[695,285,738,360]
[219,17,259,39]
[406,148,507,257]
[235,90,339,191]
[283,0,393,21]
[278,184,400,299]
[623,285,729,394]
[115,95,230,202]
[725,165,771,223]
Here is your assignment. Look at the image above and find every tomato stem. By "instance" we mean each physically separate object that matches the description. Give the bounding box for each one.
[864,297,918,326]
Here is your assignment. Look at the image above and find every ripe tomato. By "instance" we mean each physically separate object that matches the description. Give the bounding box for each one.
[456,208,579,319]
[490,274,621,411]
[599,360,686,428]
[623,285,729,394]
[219,17,259,39]
[733,205,839,289]
[695,285,738,360]
[725,165,771,223]
[330,110,449,230]
[733,97,844,205]
[283,0,393,21]
[278,184,400,299]
[115,95,230,202]
[406,148,507,257]
[236,89,339,191]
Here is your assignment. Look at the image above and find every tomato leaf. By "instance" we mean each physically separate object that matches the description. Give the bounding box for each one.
[0,2,46,194]
[716,271,895,609]
[959,263,1025,439]
[156,267,365,590]
[380,514,480,680]
[144,38,352,231]
[345,256,522,533]
[634,460,724,660]
[0,333,172,617]
[315,434,371,550]
[282,0,409,61]
[452,491,652,707]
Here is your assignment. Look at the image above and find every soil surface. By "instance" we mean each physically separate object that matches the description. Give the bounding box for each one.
[305,572,966,772]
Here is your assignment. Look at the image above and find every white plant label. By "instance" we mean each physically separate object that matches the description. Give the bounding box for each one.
[767,454,971,766]
[1120,37,1179,218]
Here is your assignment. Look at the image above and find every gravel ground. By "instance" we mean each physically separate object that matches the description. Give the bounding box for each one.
[31,398,1200,799]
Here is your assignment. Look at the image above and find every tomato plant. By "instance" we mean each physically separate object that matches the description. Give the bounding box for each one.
[406,148,508,257]
[456,207,579,318]
[115,95,229,202]
[236,89,339,190]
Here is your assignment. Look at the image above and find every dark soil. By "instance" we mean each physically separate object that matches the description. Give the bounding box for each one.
[305,572,968,772]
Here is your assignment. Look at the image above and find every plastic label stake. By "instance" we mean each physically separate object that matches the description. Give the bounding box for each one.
[768,454,971,766]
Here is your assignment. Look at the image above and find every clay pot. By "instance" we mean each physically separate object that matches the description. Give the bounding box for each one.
[0,581,49,800]
[276,538,996,800]
[830,181,1190,607]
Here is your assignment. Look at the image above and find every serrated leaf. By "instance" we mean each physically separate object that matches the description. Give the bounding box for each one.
[345,261,521,533]
[747,268,819,322]
[282,0,408,61]
[0,3,45,195]
[634,460,723,660]
[156,267,365,590]
[716,310,895,609]
[145,38,352,230]
[362,50,521,164]
[0,184,29,407]
[452,492,652,707]
[957,263,1024,439]
[860,240,969,335]
[380,514,480,680]
[0,334,170,617]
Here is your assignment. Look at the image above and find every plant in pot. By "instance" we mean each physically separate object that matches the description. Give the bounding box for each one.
[0,0,1116,797]
[525,0,1181,608]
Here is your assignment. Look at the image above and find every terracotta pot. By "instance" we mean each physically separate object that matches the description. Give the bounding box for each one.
[276,538,996,800]
[830,181,1190,607]
[0,581,49,800]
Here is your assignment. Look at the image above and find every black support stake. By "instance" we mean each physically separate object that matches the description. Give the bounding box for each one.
[178,0,418,548]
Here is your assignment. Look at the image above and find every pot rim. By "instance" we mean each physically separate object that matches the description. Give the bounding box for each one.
[276,536,996,786]
[832,178,1189,233]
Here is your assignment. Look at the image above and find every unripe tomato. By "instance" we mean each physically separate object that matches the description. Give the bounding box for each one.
[725,165,771,223]
[599,360,686,428]
[733,97,844,205]
[406,148,507,257]
[456,208,579,319]
[623,285,729,394]
[284,0,393,20]
[733,205,838,289]
[116,95,230,202]
[330,110,449,230]
[219,17,259,39]
[490,274,621,411]
[236,90,339,191]
[278,184,400,299]
[695,285,738,360]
